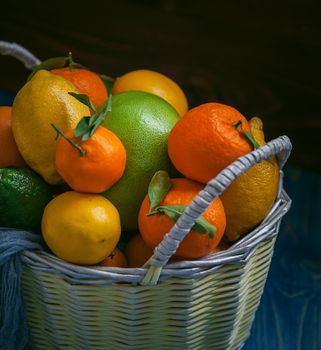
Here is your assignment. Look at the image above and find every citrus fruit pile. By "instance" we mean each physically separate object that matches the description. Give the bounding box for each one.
[0,53,280,267]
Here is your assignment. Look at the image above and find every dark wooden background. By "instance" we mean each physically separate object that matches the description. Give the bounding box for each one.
[1,0,321,170]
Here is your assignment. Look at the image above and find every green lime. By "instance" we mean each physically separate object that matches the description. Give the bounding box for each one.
[0,167,53,233]
[102,91,180,230]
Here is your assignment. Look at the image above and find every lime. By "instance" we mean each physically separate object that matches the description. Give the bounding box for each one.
[102,91,180,230]
[0,167,53,232]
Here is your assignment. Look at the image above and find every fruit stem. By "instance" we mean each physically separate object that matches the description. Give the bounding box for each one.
[233,119,242,129]
[67,52,76,71]
[232,119,260,150]
[51,123,86,157]
[146,210,160,216]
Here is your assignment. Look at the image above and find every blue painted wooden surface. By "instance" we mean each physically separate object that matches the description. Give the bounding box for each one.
[0,91,14,106]
[244,166,321,350]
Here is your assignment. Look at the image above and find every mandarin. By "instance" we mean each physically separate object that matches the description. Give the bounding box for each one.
[0,106,26,167]
[99,248,128,268]
[124,234,154,268]
[168,103,253,184]
[51,67,107,109]
[55,125,126,193]
[138,178,226,259]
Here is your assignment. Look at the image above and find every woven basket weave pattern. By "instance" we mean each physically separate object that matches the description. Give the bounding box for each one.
[22,238,275,350]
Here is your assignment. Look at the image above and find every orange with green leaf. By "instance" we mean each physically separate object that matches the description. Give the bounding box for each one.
[168,102,259,184]
[29,52,108,109]
[53,94,126,193]
[138,171,226,259]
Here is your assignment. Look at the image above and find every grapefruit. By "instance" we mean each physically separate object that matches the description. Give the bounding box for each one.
[102,91,179,230]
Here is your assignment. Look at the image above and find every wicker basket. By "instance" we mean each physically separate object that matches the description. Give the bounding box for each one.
[1,42,292,350]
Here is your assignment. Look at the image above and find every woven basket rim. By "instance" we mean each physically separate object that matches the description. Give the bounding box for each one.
[21,188,291,284]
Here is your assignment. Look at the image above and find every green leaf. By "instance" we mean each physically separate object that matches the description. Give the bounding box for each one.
[243,130,261,149]
[158,205,185,221]
[99,94,113,115]
[193,217,216,238]
[89,95,113,136]
[69,94,112,141]
[148,204,216,239]
[81,130,92,142]
[232,119,261,151]
[68,92,97,113]
[148,171,172,211]
[100,75,115,95]
[27,56,68,81]
[89,118,102,137]
[74,117,91,137]
[27,54,86,81]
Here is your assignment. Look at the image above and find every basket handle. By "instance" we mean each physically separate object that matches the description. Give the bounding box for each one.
[0,41,40,69]
[142,135,292,285]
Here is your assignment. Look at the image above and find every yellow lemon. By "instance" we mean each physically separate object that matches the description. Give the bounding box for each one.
[41,191,121,265]
[12,70,90,184]
[220,117,280,241]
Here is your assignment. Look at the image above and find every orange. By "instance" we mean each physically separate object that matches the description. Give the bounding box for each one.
[0,106,26,167]
[138,178,226,259]
[51,67,107,109]
[168,103,253,184]
[99,248,128,268]
[55,125,126,193]
[124,234,154,268]
[112,69,188,117]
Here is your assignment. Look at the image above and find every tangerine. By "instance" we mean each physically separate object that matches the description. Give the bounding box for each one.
[51,67,107,109]
[138,178,226,259]
[0,106,26,167]
[55,125,126,193]
[124,234,154,268]
[168,103,252,184]
[99,248,128,268]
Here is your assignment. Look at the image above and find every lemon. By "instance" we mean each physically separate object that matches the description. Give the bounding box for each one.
[220,117,280,241]
[12,70,90,184]
[41,191,121,265]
